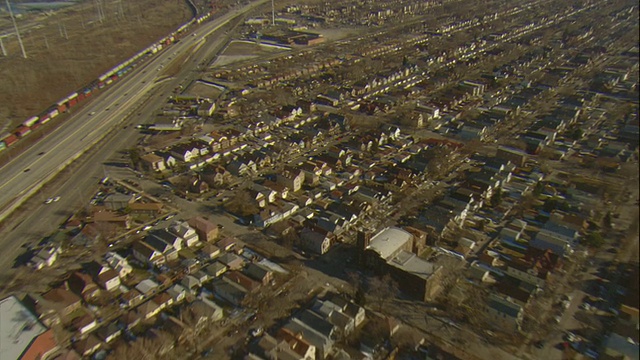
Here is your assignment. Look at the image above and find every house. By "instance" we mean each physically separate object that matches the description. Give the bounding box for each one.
[95,321,122,343]
[149,229,183,252]
[66,272,101,302]
[140,153,166,172]
[119,287,144,308]
[300,227,334,255]
[95,268,121,292]
[72,334,102,357]
[188,216,220,242]
[71,313,98,334]
[180,275,202,294]
[485,294,523,331]
[282,318,334,359]
[190,296,224,323]
[326,294,366,327]
[138,300,161,320]
[257,330,316,360]
[170,143,197,162]
[212,278,248,306]
[203,262,228,278]
[277,168,305,192]
[166,284,188,304]
[132,240,165,267]
[168,221,199,247]
[311,299,355,337]
[30,245,61,270]
[151,292,174,312]
[104,252,133,279]
[530,229,574,257]
[200,243,221,259]
[135,279,160,297]
[217,252,245,270]
[223,271,259,294]
[243,263,273,285]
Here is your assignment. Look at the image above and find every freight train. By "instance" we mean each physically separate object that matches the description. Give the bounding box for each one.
[0,13,208,152]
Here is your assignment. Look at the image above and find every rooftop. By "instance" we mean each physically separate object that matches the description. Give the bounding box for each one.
[388,250,439,280]
[0,296,48,360]
[367,227,413,260]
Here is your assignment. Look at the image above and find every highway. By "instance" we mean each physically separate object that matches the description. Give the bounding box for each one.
[0,0,267,223]
[0,0,268,278]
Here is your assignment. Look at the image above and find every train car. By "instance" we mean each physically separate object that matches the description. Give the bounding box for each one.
[30,123,40,131]
[48,108,59,119]
[15,125,31,138]
[3,134,18,146]
[40,114,51,124]
[56,100,67,114]
[23,116,39,128]
[67,93,79,108]
[77,93,85,102]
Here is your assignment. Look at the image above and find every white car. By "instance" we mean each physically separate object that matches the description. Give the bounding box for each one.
[52,196,60,202]
[44,198,54,204]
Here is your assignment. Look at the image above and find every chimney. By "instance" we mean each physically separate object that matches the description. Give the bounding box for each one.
[356,230,371,268]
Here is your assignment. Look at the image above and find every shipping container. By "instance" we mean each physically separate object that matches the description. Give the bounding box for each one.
[56,100,67,113]
[30,123,40,130]
[68,98,78,108]
[3,134,18,146]
[48,109,59,119]
[15,125,31,137]
[0,141,6,152]
[40,114,51,124]
[78,93,85,102]
[23,116,39,128]
[98,82,105,89]
[110,75,118,81]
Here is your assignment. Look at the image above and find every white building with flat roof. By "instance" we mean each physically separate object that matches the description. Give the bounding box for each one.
[0,296,55,360]
[366,227,413,260]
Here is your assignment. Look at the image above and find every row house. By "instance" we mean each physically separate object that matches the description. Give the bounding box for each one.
[104,252,133,279]
[278,168,305,192]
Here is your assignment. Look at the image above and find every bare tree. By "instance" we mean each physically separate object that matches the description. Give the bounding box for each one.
[368,274,399,312]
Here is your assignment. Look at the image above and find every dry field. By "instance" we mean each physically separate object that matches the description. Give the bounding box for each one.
[211,39,288,67]
[0,0,192,128]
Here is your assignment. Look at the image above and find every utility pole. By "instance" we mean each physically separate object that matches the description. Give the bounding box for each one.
[6,0,27,58]
[0,37,7,56]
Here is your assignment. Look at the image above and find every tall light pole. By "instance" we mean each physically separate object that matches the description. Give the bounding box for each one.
[271,0,275,26]
[6,0,27,58]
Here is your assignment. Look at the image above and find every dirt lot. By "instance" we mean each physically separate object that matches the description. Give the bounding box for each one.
[212,40,289,67]
[0,0,193,127]
[184,80,224,99]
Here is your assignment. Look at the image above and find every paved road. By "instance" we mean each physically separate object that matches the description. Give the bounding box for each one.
[0,0,268,278]
[0,0,268,223]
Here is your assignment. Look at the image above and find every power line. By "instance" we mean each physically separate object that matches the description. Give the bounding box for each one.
[6,0,27,58]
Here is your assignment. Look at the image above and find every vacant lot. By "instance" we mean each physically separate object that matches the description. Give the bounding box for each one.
[212,40,289,67]
[0,0,192,127]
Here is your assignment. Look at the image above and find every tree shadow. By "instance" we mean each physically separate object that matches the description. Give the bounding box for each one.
[13,248,36,268]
